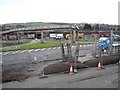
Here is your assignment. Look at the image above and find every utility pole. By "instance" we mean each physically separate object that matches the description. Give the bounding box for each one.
[61,42,65,61]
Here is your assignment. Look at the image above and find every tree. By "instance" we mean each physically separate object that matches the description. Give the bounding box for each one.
[83,24,93,31]
[94,24,99,31]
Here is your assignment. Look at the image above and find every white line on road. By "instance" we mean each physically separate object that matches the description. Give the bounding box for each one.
[48,48,51,50]
[20,50,27,53]
[35,49,40,52]
[12,51,19,54]
[28,49,34,53]
[58,47,60,49]
[41,48,45,51]
[53,47,56,49]
[3,52,9,55]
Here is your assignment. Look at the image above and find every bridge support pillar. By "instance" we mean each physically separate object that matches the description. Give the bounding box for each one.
[41,31,44,43]
[16,32,20,44]
[5,34,8,45]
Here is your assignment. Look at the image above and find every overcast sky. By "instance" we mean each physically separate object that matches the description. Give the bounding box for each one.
[0,0,119,24]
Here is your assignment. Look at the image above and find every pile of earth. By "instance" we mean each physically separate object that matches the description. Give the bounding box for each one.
[44,61,89,75]
[2,63,30,83]
[2,54,119,83]
[44,54,119,75]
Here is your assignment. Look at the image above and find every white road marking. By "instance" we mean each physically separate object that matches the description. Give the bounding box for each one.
[58,47,60,49]
[48,48,51,50]
[28,49,34,53]
[53,47,56,49]
[3,52,9,55]
[20,50,27,53]
[35,49,40,52]
[12,51,19,54]
[41,48,45,51]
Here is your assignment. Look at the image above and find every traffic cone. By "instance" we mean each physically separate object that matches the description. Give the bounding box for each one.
[117,60,120,66]
[97,61,101,70]
[69,65,74,75]
[104,49,107,54]
[1,61,3,67]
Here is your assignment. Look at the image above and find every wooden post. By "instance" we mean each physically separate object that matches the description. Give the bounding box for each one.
[93,35,97,58]
[61,43,65,60]
[74,41,79,73]
[75,41,79,61]
[99,46,102,64]
[109,30,113,55]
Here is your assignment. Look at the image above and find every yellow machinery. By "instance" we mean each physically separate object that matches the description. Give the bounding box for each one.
[65,33,84,39]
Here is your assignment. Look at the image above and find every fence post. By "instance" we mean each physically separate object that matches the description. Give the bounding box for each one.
[93,35,97,58]
[109,30,113,55]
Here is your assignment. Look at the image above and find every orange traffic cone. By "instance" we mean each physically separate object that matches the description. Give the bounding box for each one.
[97,61,101,70]
[69,65,74,75]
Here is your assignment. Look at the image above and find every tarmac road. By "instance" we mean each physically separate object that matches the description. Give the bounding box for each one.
[2,44,94,65]
[2,64,119,88]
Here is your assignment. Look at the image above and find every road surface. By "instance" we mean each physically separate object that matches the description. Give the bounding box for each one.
[2,64,119,88]
[2,44,94,65]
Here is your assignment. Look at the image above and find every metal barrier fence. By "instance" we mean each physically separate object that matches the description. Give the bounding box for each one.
[2,50,62,65]
[2,44,95,65]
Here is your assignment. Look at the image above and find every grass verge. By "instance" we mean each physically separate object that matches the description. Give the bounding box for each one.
[1,41,94,52]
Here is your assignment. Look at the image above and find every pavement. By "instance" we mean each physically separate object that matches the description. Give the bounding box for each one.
[2,64,119,88]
